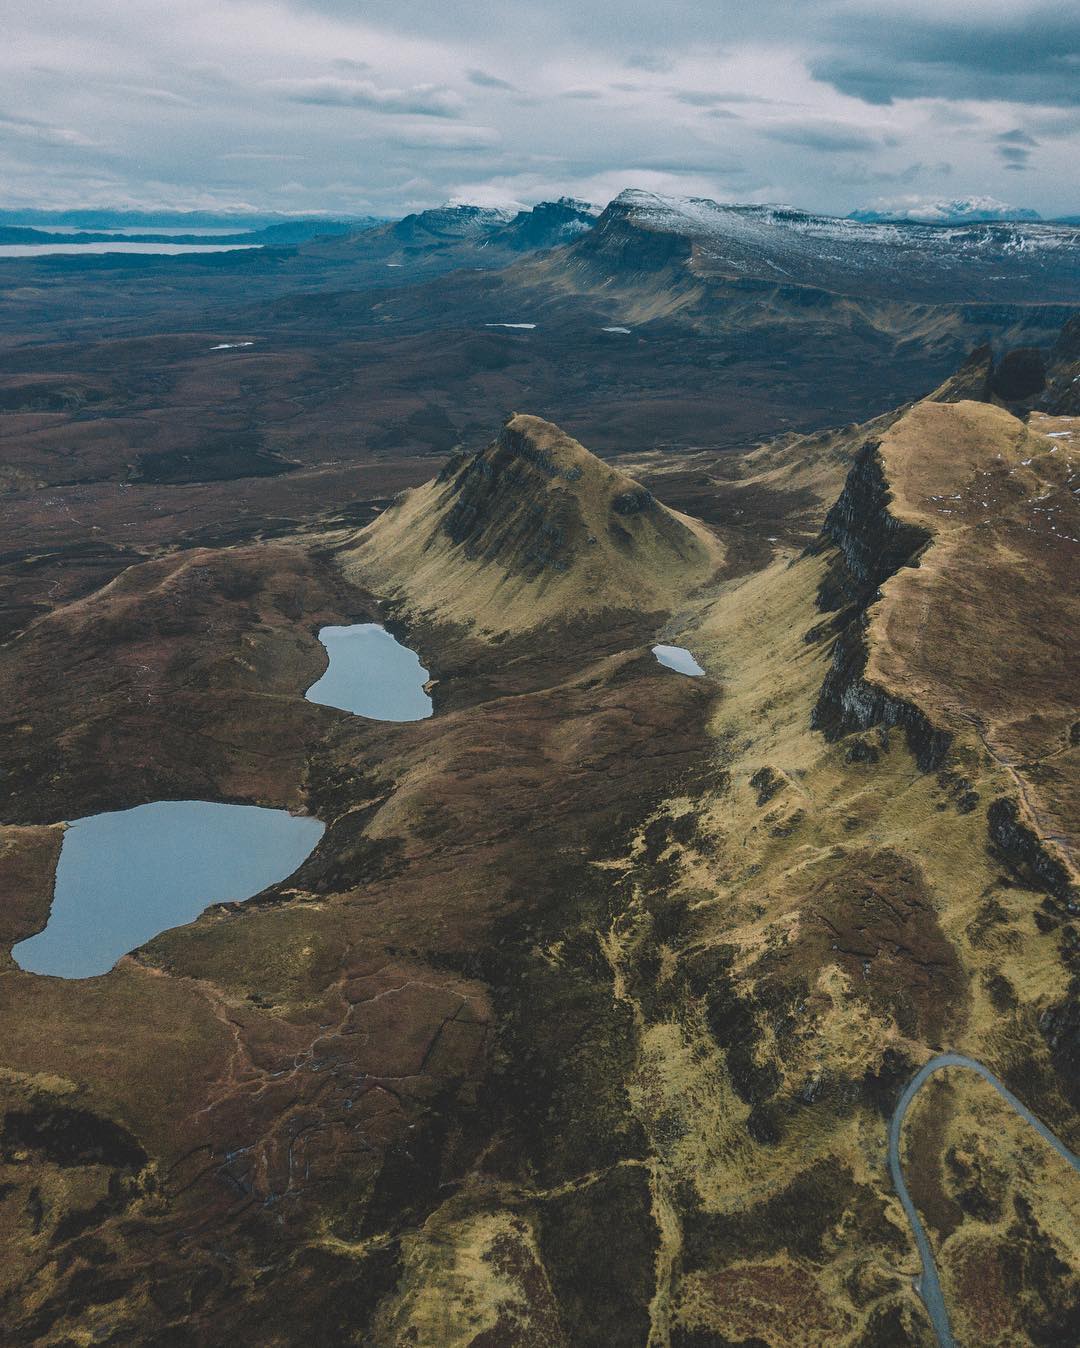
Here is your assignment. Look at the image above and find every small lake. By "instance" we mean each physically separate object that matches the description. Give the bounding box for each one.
[652,644,706,676]
[305,623,433,721]
[12,801,324,979]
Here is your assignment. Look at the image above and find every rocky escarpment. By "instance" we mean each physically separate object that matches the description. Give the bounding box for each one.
[573,195,694,273]
[811,439,951,771]
[492,197,597,252]
[437,426,585,575]
[987,798,1077,908]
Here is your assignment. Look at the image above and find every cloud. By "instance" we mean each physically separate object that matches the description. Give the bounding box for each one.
[0,113,96,148]
[267,77,465,117]
[810,11,1080,107]
[467,68,516,91]
[219,151,304,161]
[763,122,888,153]
[674,91,736,108]
[671,89,791,107]
[996,129,1039,146]
[995,127,1039,170]
[383,122,500,150]
[116,85,196,107]
[2,0,1078,218]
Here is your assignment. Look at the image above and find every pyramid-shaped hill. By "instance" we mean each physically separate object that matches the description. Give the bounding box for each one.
[343,414,723,633]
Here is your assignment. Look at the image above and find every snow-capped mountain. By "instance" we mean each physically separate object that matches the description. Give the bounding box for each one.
[850,197,1042,225]
[382,198,597,250]
[572,189,1080,304]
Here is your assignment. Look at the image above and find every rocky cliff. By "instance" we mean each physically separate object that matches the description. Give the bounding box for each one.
[811,437,950,771]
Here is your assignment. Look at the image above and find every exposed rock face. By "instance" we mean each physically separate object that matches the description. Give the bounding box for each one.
[387,203,516,245]
[933,331,1078,415]
[819,440,931,591]
[987,798,1076,905]
[574,194,695,273]
[493,197,597,251]
[813,397,1080,839]
[811,438,950,770]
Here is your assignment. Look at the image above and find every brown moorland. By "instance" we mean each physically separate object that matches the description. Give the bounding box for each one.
[0,372,1076,1346]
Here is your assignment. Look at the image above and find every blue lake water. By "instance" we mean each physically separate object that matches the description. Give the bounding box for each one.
[12,801,324,979]
[305,623,433,721]
[652,644,706,676]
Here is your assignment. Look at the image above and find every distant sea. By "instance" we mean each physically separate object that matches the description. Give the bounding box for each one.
[0,242,263,257]
[30,226,246,237]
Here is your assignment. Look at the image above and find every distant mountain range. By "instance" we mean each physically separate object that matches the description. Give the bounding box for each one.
[8,195,1076,251]
[850,196,1044,224]
[307,196,597,260]
[0,218,368,248]
[0,208,381,232]
[567,189,1080,304]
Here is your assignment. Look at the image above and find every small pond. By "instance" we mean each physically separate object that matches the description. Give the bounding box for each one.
[652,644,706,676]
[305,623,433,721]
[12,801,324,979]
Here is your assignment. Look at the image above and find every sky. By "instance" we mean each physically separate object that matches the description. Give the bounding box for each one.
[6,0,1079,218]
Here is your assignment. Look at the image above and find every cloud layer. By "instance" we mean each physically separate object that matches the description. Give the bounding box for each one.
[3,0,1078,216]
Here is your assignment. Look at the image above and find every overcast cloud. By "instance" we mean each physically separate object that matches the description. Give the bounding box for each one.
[4,0,1078,216]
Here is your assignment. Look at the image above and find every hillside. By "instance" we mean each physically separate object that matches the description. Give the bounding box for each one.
[0,351,1077,1343]
[343,412,723,633]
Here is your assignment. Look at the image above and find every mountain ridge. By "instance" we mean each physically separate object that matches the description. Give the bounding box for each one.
[566,189,1080,303]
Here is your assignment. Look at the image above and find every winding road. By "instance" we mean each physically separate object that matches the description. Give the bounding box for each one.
[888,1053,1080,1347]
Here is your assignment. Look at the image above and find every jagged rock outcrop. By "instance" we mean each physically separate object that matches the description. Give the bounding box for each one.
[929,343,995,403]
[811,438,950,770]
[988,798,1077,905]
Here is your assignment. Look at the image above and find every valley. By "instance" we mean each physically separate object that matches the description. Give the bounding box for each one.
[0,193,1077,1347]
